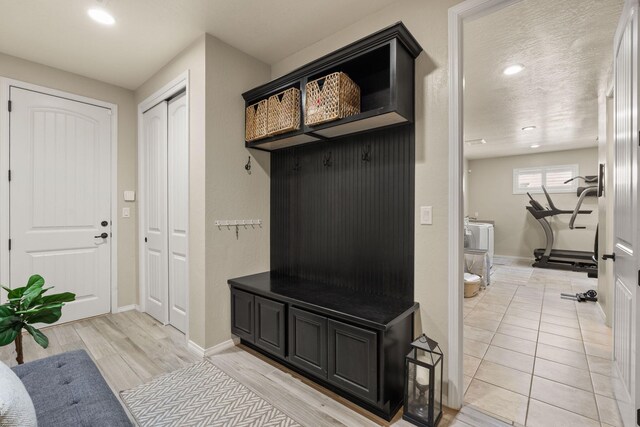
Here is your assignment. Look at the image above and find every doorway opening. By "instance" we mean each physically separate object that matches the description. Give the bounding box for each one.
[449,0,622,425]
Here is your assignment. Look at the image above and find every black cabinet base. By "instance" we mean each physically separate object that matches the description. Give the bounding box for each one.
[239,340,403,421]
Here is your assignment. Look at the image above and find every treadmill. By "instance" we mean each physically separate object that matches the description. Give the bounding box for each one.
[526,186,597,275]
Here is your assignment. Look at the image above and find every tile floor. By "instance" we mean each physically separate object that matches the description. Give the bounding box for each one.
[460,257,623,427]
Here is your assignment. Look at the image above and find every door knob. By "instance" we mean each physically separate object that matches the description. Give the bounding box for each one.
[602,253,616,262]
[94,232,109,239]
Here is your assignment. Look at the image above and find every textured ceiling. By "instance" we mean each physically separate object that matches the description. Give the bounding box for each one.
[463,0,623,159]
[0,0,397,90]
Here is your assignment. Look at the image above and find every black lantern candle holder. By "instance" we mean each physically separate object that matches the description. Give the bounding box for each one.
[403,334,443,426]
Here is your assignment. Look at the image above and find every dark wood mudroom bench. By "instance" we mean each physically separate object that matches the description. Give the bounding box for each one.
[229,272,418,330]
[229,21,422,421]
[228,272,418,420]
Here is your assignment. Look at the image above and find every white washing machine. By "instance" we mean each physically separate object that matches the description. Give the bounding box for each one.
[466,223,494,269]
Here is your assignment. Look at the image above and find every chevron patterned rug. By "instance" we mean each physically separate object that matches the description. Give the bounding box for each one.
[120,360,301,427]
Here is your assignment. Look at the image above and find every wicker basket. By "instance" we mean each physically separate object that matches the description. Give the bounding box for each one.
[305,72,360,126]
[245,99,268,142]
[267,88,301,136]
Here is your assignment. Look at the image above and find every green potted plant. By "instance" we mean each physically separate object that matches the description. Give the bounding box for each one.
[0,274,75,364]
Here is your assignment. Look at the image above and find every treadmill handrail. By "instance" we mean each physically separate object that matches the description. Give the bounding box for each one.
[542,186,560,211]
[539,186,590,214]
[569,186,597,229]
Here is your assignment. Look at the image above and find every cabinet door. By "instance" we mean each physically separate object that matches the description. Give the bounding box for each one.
[288,307,327,378]
[328,319,378,404]
[255,296,286,358]
[230,288,254,342]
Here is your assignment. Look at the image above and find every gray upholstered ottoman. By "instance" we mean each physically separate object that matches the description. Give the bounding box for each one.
[11,350,132,427]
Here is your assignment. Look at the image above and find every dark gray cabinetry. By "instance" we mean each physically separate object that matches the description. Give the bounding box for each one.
[242,22,423,151]
[254,296,286,358]
[230,288,254,342]
[228,274,417,421]
[288,307,327,377]
[328,320,378,404]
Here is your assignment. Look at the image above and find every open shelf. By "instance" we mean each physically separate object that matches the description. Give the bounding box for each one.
[242,22,422,151]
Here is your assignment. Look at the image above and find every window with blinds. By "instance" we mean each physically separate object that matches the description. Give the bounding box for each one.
[512,164,579,194]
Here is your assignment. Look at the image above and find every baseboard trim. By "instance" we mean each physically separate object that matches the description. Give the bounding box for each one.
[116,304,139,313]
[187,338,239,358]
[187,340,206,357]
[205,338,240,356]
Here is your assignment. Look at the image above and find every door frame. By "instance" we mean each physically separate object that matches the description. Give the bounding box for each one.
[137,70,190,336]
[447,0,524,409]
[0,77,119,312]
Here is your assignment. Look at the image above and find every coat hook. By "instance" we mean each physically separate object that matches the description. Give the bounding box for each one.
[245,156,252,175]
[323,151,332,167]
[293,154,301,172]
[361,144,371,162]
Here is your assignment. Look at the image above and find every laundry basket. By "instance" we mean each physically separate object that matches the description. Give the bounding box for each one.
[464,273,482,298]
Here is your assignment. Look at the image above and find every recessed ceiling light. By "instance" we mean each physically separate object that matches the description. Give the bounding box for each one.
[522,126,537,131]
[88,8,115,25]
[503,64,525,75]
[530,144,540,148]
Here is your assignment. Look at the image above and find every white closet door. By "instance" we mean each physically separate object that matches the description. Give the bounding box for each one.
[167,93,188,333]
[9,87,112,323]
[143,102,169,324]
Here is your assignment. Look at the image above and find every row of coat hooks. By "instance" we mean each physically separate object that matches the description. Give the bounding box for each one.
[243,144,373,175]
[215,219,262,239]
[291,144,372,171]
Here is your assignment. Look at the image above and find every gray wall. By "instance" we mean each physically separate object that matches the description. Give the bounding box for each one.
[134,34,271,349]
[467,148,599,258]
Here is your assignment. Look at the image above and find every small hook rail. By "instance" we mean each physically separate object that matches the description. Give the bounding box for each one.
[214,219,262,240]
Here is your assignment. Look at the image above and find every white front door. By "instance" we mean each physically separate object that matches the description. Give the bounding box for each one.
[167,93,188,333]
[9,86,112,323]
[143,101,169,324]
[612,2,639,425]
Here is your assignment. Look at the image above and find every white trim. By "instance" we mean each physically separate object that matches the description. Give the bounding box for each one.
[187,338,240,358]
[117,304,139,313]
[205,338,240,356]
[137,71,190,338]
[187,339,206,357]
[0,81,9,304]
[0,77,118,314]
[447,0,523,409]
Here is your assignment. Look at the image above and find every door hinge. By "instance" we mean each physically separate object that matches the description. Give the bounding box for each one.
[637,407,639,425]
[8,239,11,251]
[7,100,11,112]
[144,237,147,243]
[7,170,10,182]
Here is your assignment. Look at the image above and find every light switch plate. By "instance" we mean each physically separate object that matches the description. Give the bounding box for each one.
[420,206,432,225]
[123,191,136,202]
[122,207,130,218]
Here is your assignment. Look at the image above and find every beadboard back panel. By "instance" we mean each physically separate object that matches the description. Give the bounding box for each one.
[271,124,414,301]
